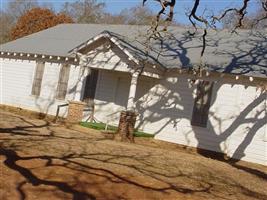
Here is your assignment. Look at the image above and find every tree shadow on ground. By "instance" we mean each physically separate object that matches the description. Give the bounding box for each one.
[1,149,95,200]
[1,112,267,200]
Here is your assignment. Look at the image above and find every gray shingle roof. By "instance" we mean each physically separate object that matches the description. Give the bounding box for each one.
[1,24,266,78]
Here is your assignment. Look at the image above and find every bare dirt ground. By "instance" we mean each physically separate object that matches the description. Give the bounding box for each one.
[0,110,266,200]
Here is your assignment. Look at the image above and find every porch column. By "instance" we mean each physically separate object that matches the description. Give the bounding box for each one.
[264,121,267,142]
[127,71,139,111]
[117,71,140,142]
[74,67,88,101]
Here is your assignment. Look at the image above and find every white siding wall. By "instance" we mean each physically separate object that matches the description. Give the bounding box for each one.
[1,57,266,165]
[93,70,130,124]
[0,58,80,117]
[142,77,266,165]
[92,72,267,165]
[0,46,131,119]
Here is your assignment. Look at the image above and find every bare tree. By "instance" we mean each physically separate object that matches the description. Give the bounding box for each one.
[60,2,180,26]
[143,0,267,57]
[61,0,106,23]
[222,0,267,29]
[101,13,126,24]
[6,0,39,21]
[0,0,39,44]
[251,0,267,28]
[0,12,14,44]
[101,5,159,25]
[119,5,156,25]
[90,4,168,25]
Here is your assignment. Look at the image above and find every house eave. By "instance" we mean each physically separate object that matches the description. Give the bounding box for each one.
[166,68,267,89]
[0,51,79,65]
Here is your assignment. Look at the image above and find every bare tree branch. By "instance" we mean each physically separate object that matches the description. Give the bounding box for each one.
[201,29,207,57]
[187,0,210,57]
[212,0,251,31]
[143,0,176,31]
[235,0,250,30]
[189,0,208,27]
[252,0,267,27]
[143,0,258,59]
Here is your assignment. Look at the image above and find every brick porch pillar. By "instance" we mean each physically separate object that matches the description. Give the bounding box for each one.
[67,101,86,123]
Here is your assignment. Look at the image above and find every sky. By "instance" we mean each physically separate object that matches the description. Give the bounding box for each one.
[0,0,260,25]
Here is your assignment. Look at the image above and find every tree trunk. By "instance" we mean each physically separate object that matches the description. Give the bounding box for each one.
[117,111,137,142]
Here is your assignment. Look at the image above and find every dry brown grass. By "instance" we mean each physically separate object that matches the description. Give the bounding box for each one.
[0,109,266,200]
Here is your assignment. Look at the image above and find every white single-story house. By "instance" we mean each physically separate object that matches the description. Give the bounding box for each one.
[0,24,266,165]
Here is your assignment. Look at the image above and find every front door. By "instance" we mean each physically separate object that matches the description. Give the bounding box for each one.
[82,69,99,105]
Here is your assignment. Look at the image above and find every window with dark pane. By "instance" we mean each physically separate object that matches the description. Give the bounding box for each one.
[56,64,70,100]
[31,61,45,96]
[82,69,99,105]
[191,80,214,127]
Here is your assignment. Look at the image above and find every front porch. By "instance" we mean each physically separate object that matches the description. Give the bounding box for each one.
[67,34,163,129]
[67,68,155,137]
